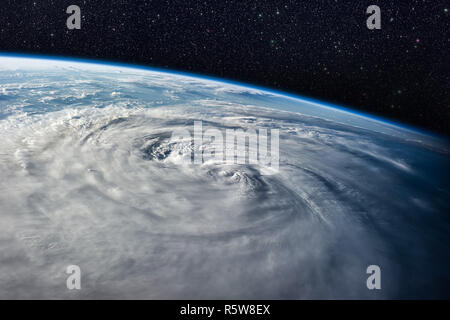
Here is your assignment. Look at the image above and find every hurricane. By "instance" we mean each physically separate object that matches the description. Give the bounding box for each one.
[0,56,449,299]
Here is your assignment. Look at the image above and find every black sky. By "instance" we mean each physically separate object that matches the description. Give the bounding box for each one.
[0,0,448,135]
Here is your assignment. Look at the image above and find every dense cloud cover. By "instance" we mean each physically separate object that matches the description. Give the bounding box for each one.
[0,58,449,299]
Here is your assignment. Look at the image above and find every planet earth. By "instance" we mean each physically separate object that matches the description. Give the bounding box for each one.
[0,56,449,299]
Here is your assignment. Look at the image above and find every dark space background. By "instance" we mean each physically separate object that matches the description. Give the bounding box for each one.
[0,0,448,135]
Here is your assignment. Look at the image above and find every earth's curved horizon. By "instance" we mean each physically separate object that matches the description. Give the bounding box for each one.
[0,56,449,299]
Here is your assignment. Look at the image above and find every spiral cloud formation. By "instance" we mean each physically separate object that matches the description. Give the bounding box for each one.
[0,57,449,299]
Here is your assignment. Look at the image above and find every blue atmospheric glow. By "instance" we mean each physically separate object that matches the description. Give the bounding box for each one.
[0,52,433,136]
